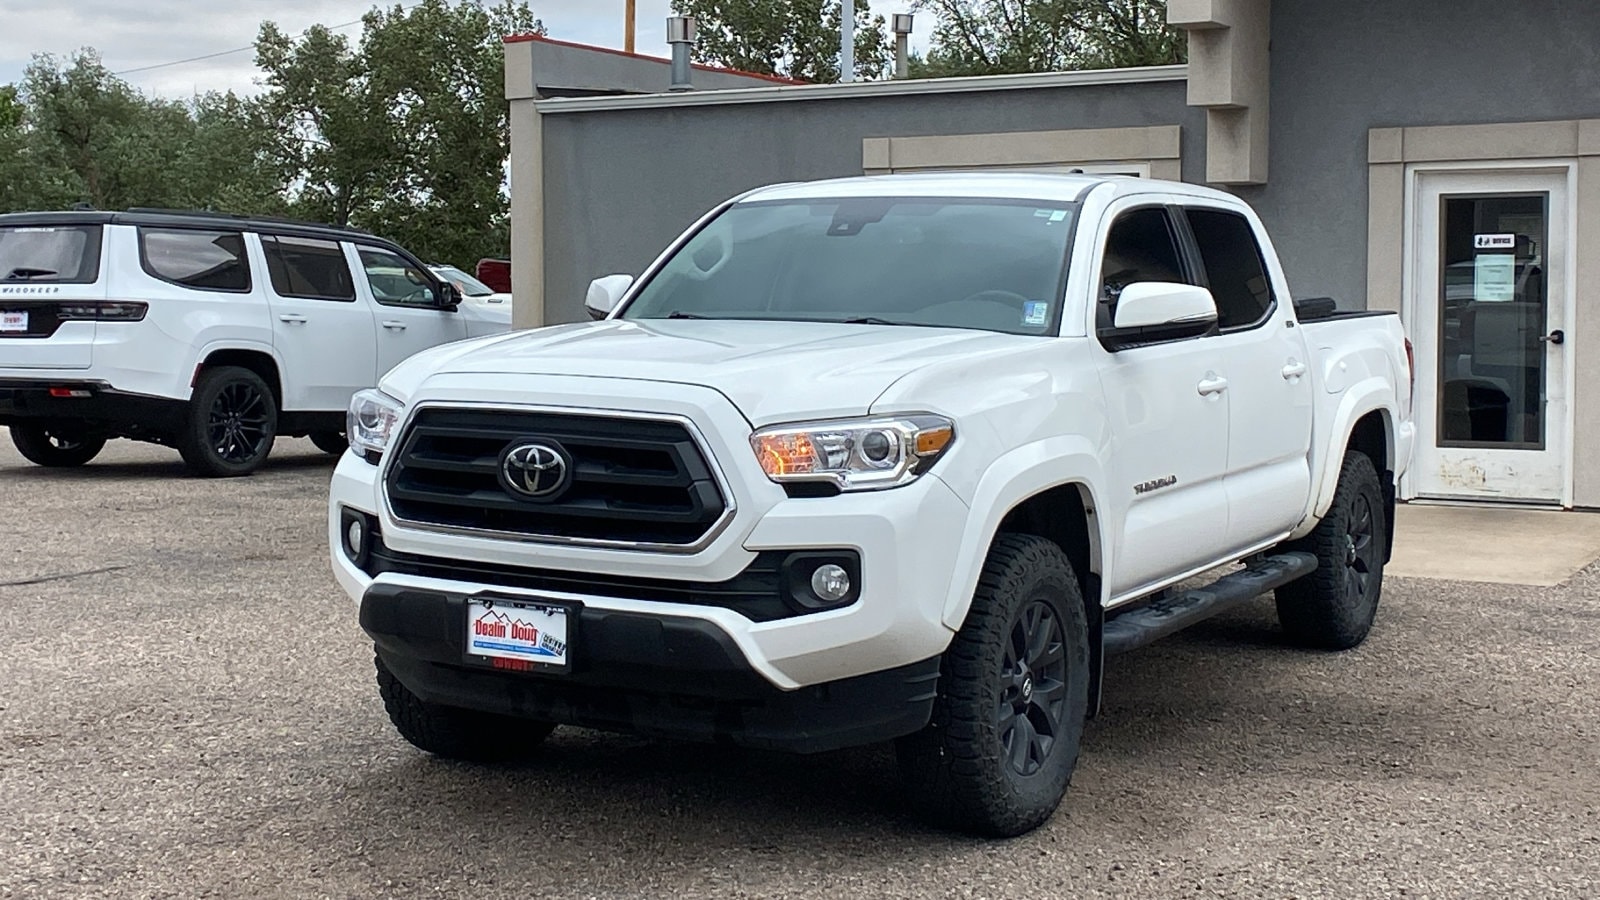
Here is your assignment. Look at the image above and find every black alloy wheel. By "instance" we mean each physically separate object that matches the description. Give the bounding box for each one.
[9,424,107,467]
[208,381,272,465]
[999,600,1070,778]
[177,366,278,477]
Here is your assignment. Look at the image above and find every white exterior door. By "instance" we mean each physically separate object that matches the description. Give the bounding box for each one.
[255,234,378,412]
[1409,169,1571,503]
[350,244,467,378]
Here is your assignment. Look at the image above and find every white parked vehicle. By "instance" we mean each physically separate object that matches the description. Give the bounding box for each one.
[0,210,511,476]
[428,264,513,313]
[329,174,1415,835]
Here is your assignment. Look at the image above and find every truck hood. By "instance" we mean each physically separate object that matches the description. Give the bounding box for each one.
[393,319,1035,424]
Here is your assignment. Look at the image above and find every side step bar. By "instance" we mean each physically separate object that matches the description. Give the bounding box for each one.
[1102,551,1319,656]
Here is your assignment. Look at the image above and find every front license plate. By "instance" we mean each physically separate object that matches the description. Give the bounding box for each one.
[465,597,571,670]
[0,311,26,333]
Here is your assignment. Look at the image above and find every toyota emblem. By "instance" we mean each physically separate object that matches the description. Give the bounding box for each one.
[499,441,572,501]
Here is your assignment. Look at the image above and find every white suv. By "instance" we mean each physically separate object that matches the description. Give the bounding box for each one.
[0,210,512,476]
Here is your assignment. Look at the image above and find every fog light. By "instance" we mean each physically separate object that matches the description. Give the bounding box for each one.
[345,517,365,558]
[810,564,851,603]
[339,508,374,567]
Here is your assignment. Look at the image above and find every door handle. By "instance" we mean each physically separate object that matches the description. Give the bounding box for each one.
[1196,374,1229,397]
[1281,360,1308,379]
[278,314,307,324]
[381,320,408,331]
[1538,329,1565,345]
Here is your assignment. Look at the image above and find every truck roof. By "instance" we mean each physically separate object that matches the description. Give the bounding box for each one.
[740,171,1238,206]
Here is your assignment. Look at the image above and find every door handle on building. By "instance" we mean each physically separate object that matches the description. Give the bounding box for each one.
[278,314,307,324]
[381,320,408,331]
[1196,374,1229,397]
[1281,360,1308,379]
[1538,329,1565,345]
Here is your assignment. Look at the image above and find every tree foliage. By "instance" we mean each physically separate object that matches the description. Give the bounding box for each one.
[671,0,892,82]
[910,0,1185,76]
[0,1,544,270]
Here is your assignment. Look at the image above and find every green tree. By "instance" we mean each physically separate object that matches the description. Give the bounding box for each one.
[910,0,1184,77]
[671,0,892,82]
[255,0,544,267]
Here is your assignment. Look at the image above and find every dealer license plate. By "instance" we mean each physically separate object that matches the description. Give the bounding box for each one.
[0,311,26,333]
[465,597,570,669]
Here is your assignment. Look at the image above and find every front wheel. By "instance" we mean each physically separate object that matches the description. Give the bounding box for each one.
[9,424,106,467]
[376,655,556,762]
[308,431,347,455]
[1274,450,1387,649]
[177,366,277,477]
[897,533,1090,837]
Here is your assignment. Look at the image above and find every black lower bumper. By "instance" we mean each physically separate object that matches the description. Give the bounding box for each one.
[361,583,941,754]
[0,379,183,434]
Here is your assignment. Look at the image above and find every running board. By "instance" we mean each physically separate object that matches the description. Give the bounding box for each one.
[1102,551,1319,656]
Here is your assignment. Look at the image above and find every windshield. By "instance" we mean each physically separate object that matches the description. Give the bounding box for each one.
[621,197,1077,335]
[0,225,103,284]
[432,265,495,297]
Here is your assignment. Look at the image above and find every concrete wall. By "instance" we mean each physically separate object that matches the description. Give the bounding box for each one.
[539,80,1202,324]
[1236,0,1600,309]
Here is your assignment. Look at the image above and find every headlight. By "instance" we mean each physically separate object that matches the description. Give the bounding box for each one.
[750,415,954,492]
[347,389,404,459]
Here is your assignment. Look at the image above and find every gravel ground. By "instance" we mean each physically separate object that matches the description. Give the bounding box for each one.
[2,438,1598,899]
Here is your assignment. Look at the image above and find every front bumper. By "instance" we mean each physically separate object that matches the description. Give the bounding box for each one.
[363,583,941,753]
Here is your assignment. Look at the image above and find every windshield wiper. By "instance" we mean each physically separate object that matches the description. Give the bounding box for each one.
[840,316,920,327]
[3,267,57,281]
[664,310,710,319]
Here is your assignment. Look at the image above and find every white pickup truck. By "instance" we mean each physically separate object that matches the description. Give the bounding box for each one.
[328,173,1415,836]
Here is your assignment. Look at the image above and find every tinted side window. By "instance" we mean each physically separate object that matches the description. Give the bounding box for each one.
[263,235,355,302]
[1185,208,1275,330]
[357,247,439,307]
[1099,207,1187,326]
[139,228,250,292]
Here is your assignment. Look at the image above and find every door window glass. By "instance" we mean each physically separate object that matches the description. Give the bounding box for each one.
[358,247,439,307]
[1183,208,1275,330]
[263,235,356,302]
[1098,207,1187,332]
[139,228,250,292]
[1437,194,1547,448]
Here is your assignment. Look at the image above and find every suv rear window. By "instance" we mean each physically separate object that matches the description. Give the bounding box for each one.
[0,225,103,284]
[262,235,356,302]
[139,228,251,292]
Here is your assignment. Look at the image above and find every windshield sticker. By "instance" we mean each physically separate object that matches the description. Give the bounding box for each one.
[1022,301,1050,326]
[1049,210,1068,223]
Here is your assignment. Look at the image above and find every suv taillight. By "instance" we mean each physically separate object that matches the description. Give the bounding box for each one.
[56,301,149,322]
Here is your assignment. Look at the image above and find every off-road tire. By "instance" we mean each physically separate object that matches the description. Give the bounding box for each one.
[9,425,106,467]
[177,366,277,477]
[897,533,1091,837]
[375,655,556,762]
[1275,450,1387,650]
[308,431,347,455]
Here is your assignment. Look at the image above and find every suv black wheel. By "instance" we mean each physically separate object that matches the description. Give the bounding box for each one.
[9,424,107,468]
[376,655,556,761]
[897,533,1091,837]
[1275,450,1387,649]
[308,431,347,455]
[177,366,277,477]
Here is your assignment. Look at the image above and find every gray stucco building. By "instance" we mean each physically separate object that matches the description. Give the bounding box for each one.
[504,0,1600,509]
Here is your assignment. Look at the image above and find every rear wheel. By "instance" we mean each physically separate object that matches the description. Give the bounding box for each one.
[9,424,106,467]
[308,431,347,455]
[177,366,277,477]
[1275,451,1387,649]
[897,533,1090,837]
[376,655,556,762]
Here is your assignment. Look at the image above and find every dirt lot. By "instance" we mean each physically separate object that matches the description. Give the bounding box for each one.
[2,438,1598,899]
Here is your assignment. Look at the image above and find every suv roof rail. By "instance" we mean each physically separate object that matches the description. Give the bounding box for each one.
[122,207,373,235]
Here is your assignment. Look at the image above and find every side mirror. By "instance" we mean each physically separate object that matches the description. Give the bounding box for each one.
[586,274,634,320]
[438,282,463,309]
[1100,282,1218,350]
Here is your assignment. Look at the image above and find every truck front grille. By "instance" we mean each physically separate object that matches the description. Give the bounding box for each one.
[385,407,729,549]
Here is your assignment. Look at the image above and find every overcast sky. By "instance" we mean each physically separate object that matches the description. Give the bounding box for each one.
[0,0,934,98]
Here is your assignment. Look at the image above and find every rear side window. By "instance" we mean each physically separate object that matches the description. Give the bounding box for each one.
[139,228,251,292]
[1184,208,1276,330]
[262,235,355,302]
[0,225,103,284]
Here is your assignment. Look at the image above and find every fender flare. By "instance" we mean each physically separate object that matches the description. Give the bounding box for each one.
[1307,377,1396,523]
[939,435,1109,631]
[185,339,285,402]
